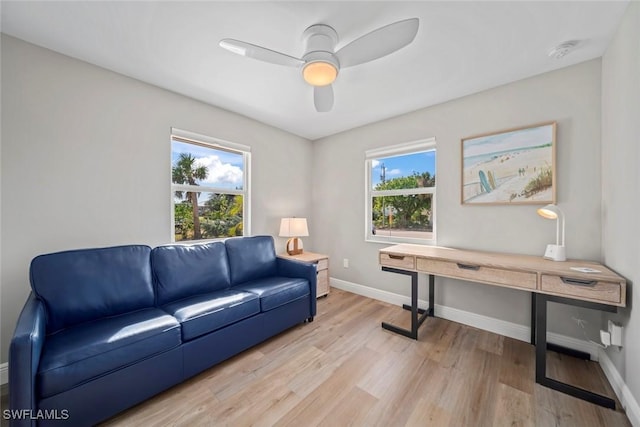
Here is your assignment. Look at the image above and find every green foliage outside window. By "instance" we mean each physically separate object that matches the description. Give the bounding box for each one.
[172,152,244,241]
[372,171,434,231]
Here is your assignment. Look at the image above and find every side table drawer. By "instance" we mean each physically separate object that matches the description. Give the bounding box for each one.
[317,268,329,297]
[540,274,621,304]
[417,258,536,290]
[317,258,329,271]
[380,253,416,270]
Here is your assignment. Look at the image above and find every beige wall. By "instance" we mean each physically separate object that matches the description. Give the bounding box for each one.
[602,1,640,422]
[312,59,604,339]
[0,35,314,364]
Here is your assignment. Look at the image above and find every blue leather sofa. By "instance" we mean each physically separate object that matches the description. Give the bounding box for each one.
[9,235,316,426]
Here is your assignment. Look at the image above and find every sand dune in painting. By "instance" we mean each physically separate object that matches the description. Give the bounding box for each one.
[463,145,552,203]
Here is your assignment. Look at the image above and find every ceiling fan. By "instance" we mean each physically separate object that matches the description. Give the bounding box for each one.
[219,18,419,112]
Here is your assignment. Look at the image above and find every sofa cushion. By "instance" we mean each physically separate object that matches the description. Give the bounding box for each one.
[225,235,278,285]
[234,277,310,312]
[30,245,154,334]
[162,290,260,341]
[152,242,231,306]
[37,308,181,399]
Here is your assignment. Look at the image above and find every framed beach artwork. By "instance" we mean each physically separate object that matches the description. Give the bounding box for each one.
[461,122,556,205]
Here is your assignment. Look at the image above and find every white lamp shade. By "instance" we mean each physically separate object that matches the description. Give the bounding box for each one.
[279,218,309,237]
[536,204,566,261]
[537,204,562,220]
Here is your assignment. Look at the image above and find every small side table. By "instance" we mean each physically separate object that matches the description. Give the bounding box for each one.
[278,251,330,298]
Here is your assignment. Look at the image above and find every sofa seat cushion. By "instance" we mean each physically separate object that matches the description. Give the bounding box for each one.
[162,290,260,341]
[234,277,310,312]
[37,308,181,399]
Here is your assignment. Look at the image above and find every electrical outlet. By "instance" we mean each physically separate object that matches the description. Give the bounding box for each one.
[608,320,623,346]
[343,258,349,268]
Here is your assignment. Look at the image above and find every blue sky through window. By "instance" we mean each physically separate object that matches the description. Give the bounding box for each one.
[371,150,436,189]
[171,140,244,190]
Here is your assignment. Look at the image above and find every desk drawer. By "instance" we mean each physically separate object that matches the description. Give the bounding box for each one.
[417,258,536,290]
[540,274,621,304]
[380,253,415,270]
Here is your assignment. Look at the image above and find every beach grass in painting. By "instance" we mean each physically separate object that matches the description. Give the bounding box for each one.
[461,122,556,204]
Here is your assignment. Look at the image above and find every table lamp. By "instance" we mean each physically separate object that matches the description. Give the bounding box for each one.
[279,218,309,255]
[537,204,566,261]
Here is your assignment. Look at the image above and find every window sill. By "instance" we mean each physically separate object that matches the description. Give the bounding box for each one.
[365,235,436,246]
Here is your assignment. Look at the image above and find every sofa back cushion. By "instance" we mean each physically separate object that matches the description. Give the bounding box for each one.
[30,245,154,334]
[151,242,231,305]
[225,235,278,285]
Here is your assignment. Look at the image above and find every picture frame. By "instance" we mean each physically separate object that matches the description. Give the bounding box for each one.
[461,122,556,205]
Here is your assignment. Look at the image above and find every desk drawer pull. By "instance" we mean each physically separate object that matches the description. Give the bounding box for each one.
[561,277,597,286]
[456,263,480,271]
[388,254,405,260]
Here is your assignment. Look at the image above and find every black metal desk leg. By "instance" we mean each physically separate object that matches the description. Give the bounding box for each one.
[534,293,616,409]
[381,267,432,340]
[429,274,435,316]
[530,293,536,345]
[535,293,547,383]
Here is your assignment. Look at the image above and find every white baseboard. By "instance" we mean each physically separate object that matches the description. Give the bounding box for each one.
[331,276,640,421]
[598,349,640,427]
[1,362,7,386]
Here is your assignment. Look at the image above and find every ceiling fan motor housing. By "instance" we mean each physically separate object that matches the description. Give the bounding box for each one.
[302,24,340,85]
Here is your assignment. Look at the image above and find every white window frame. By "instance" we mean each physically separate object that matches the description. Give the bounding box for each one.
[170,128,251,242]
[365,137,436,245]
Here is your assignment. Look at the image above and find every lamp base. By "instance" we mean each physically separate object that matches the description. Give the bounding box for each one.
[543,244,566,262]
[285,237,304,255]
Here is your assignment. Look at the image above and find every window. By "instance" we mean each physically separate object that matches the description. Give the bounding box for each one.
[365,138,436,243]
[171,129,250,242]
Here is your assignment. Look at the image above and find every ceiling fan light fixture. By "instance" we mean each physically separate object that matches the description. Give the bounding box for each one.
[303,61,338,86]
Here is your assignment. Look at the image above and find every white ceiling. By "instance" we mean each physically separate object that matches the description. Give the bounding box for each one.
[0,1,629,140]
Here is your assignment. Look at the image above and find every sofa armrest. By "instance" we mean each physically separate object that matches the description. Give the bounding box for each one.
[9,292,47,427]
[276,258,317,315]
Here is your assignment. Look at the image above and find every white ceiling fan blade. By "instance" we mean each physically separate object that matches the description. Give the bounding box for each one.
[219,39,304,67]
[314,85,334,112]
[336,18,419,68]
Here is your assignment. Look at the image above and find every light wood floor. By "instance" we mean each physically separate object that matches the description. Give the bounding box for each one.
[69,290,630,426]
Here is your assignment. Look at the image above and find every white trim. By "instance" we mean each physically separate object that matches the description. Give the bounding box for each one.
[171,127,251,153]
[371,187,435,197]
[598,349,640,427]
[171,184,244,195]
[365,137,436,159]
[1,362,7,385]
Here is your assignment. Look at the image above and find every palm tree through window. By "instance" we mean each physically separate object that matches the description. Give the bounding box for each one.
[171,130,250,241]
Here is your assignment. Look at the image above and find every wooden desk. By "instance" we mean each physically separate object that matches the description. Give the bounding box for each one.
[379,244,626,408]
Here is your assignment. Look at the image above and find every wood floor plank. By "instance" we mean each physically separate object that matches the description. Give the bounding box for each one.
[493,383,535,427]
[499,337,536,395]
[406,399,452,426]
[316,386,378,427]
[93,289,630,427]
[273,346,381,426]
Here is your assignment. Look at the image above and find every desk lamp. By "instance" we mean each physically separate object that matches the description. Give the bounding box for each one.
[537,204,566,261]
[279,218,309,255]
